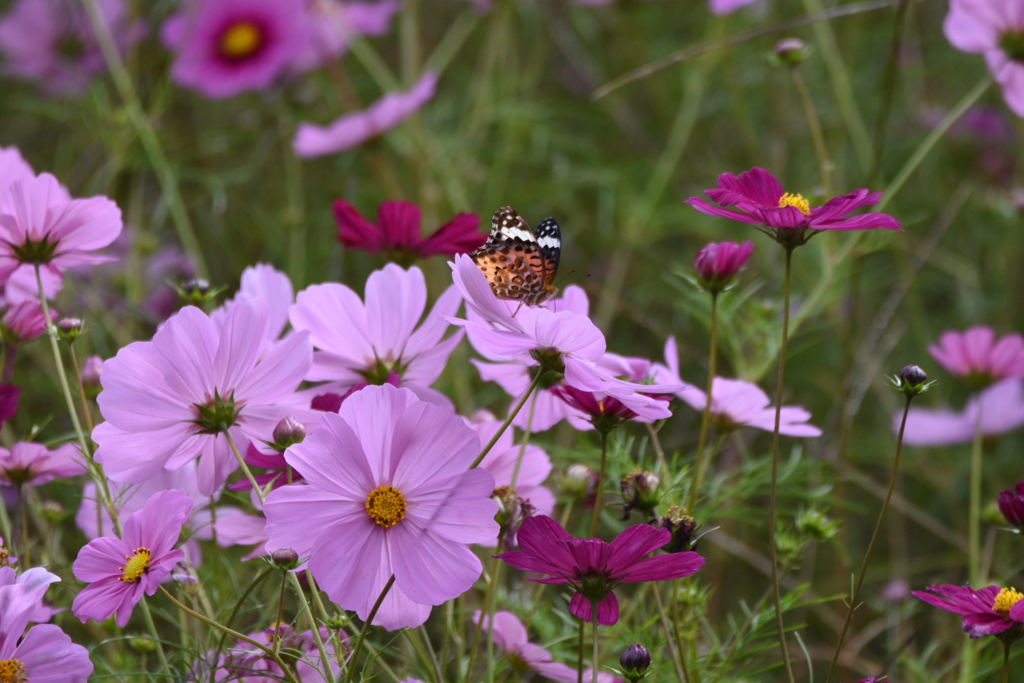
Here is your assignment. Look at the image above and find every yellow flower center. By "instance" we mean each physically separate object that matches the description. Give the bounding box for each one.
[219,22,262,60]
[119,547,152,583]
[0,659,27,683]
[365,485,407,528]
[778,192,811,216]
[993,587,1024,616]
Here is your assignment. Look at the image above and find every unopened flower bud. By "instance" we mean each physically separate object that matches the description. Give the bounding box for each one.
[39,500,65,523]
[999,483,1024,528]
[693,241,754,294]
[80,355,103,397]
[271,548,299,570]
[272,417,306,449]
[492,486,535,549]
[796,507,839,542]
[324,613,351,629]
[890,364,935,397]
[131,637,157,653]
[619,643,652,682]
[173,278,224,308]
[56,317,83,342]
[772,37,811,67]
[562,464,597,500]
[621,470,661,521]
[651,505,699,552]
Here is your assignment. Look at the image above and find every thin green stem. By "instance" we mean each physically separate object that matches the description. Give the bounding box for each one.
[509,392,538,488]
[17,486,28,568]
[970,401,984,585]
[791,68,833,196]
[577,617,585,683]
[225,430,266,506]
[824,394,913,683]
[669,580,694,683]
[651,583,689,683]
[138,595,172,677]
[273,570,288,657]
[1003,640,1011,683]
[688,292,719,512]
[588,432,609,538]
[591,601,599,683]
[289,571,336,683]
[67,345,96,437]
[470,373,542,469]
[465,535,504,683]
[768,247,796,683]
[345,575,396,683]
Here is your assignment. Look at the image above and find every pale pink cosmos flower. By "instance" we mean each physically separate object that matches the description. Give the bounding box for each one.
[0,147,34,192]
[475,610,619,683]
[0,442,84,487]
[654,337,821,437]
[944,0,1024,117]
[1,301,54,343]
[264,384,499,630]
[213,508,269,561]
[0,172,122,284]
[1,263,62,306]
[0,581,92,682]
[92,299,314,495]
[213,262,294,342]
[290,0,399,74]
[0,566,62,623]
[709,0,759,14]
[161,0,310,99]
[72,489,193,627]
[897,378,1024,446]
[469,410,555,517]
[928,326,1024,386]
[293,71,438,158]
[289,263,463,408]
[214,624,343,682]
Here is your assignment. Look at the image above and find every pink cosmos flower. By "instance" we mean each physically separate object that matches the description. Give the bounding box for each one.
[161,0,310,99]
[654,337,821,437]
[290,0,399,74]
[92,299,314,495]
[226,439,304,492]
[928,326,1024,386]
[897,378,1024,446]
[72,489,193,627]
[912,584,1024,638]
[708,0,758,14]
[334,199,485,259]
[998,482,1024,527]
[1,264,62,306]
[0,566,62,623]
[685,168,901,245]
[263,384,499,630]
[213,262,294,342]
[289,263,463,407]
[0,147,34,192]
[693,241,754,293]
[214,509,270,561]
[0,172,122,283]
[944,0,1024,117]
[496,515,705,625]
[0,0,141,96]
[293,71,438,157]
[0,442,83,487]
[475,610,617,683]
[1,301,53,343]
[469,410,555,517]
[0,581,92,682]
[215,624,343,682]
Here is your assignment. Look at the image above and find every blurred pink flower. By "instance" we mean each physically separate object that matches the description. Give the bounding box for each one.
[0,0,141,96]
[0,147,34,192]
[945,0,1024,116]
[161,0,309,99]
[654,337,821,437]
[693,241,754,292]
[290,0,399,73]
[928,326,1024,386]
[289,263,463,407]
[213,262,294,342]
[475,610,618,683]
[0,172,122,283]
[1,264,63,306]
[72,489,193,627]
[709,0,759,14]
[80,355,102,388]
[0,384,18,422]
[214,508,269,561]
[897,378,1024,446]
[92,300,314,495]
[293,71,438,157]
[912,584,1024,638]
[0,581,92,682]
[0,566,62,623]
[226,439,303,492]
[263,384,498,630]
[468,410,555,517]
[496,515,705,625]
[219,624,343,682]
[0,442,83,487]
[1,301,53,343]
[333,199,485,258]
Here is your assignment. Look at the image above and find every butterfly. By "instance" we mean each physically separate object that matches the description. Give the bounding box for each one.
[471,206,562,307]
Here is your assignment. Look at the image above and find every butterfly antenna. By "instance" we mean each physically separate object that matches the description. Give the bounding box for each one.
[553,268,577,289]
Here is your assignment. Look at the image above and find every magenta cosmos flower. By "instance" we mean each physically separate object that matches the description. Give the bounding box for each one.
[72,489,193,627]
[897,378,1024,446]
[496,515,705,625]
[289,263,463,408]
[912,584,1024,638]
[0,172,122,284]
[475,610,618,683]
[293,71,438,157]
[945,0,1024,116]
[998,482,1024,527]
[0,0,141,96]
[469,410,555,517]
[654,337,822,437]
[92,299,314,495]
[929,326,1024,386]
[686,167,901,247]
[0,442,84,487]
[694,241,753,293]
[161,0,309,99]
[0,581,92,682]
[263,384,499,630]
[334,199,485,259]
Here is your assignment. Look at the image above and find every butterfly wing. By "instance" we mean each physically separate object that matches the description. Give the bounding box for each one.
[471,207,559,304]
[534,218,561,288]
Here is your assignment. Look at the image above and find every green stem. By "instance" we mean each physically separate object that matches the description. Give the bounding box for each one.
[345,575,396,683]
[67,345,96,437]
[651,583,689,683]
[768,247,796,683]
[1003,640,1011,683]
[138,595,172,677]
[791,68,833,197]
[669,581,694,683]
[470,373,542,469]
[224,431,266,505]
[591,600,599,683]
[969,401,984,585]
[509,392,538,489]
[17,486,28,568]
[273,570,288,657]
[588,432,609,538]
[465,535,504,683]
[577,617,585,683]
[289,572,337,683]
[688,292,719,513]
[824,394,913,683]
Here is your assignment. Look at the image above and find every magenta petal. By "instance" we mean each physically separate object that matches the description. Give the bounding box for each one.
[715,167,785,207]
[13,623,92,683]
[515,515,577,573]
[615,552,706,583]
[606,524,672,574]
[569,591,620,626]
[684,198,762,224]
[961,613,1013,638]
[333,199,386,252]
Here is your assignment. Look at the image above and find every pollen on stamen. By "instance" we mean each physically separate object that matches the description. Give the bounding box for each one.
[365,485,407,528]
[118,547,152,583]
[993,587,1024,616]
[778,192,811,216]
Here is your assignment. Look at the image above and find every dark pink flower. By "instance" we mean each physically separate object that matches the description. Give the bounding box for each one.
[912,584,1024,638]
[685,168,900,246]
[495,515,705,625]
[999,482,1024,527]
[72,489,193,627]
[929,326,1024,386]
[0,442,84,487]
[1,301,53,343]
[945,0,1024,117]
[550,384,672,433]
[161,0,310,99]
[0,384,18,422]
[333,199,484,258]
[693,241,753,293]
